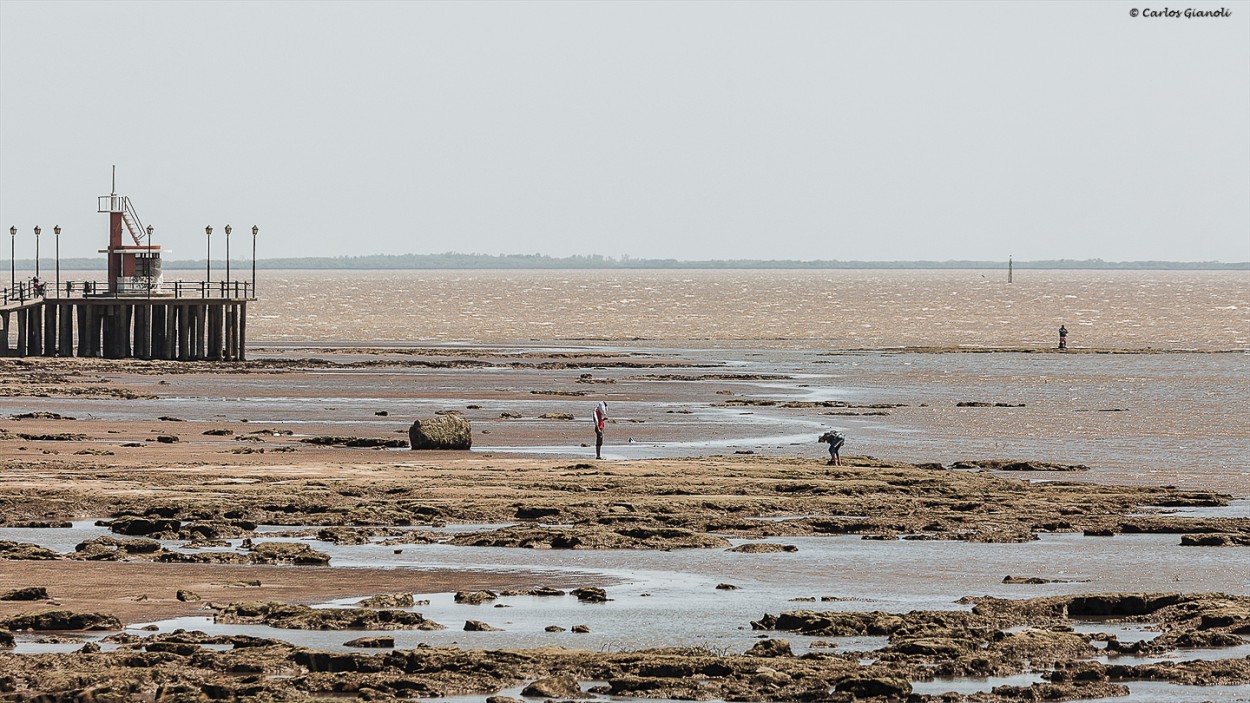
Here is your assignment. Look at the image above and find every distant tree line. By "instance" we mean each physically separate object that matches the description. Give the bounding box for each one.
[29,254,1250,271]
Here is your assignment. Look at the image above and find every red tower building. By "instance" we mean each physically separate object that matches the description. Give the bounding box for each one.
[97,178,162,294]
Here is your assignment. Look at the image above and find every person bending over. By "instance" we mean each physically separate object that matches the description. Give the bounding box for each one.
[819,430,845,466]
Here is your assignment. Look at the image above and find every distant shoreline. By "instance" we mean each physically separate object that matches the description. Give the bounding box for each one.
[16,254,1250,271]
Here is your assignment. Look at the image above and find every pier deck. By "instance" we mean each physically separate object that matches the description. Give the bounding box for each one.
[2,281,253,361]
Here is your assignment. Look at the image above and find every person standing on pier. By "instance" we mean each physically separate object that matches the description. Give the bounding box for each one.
[1058,325,1068,349]
[592,401,608,459]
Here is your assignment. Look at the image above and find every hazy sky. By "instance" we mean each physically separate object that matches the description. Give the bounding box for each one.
[1,1,1247,262]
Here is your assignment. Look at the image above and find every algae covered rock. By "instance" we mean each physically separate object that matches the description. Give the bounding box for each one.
[214,601,443,631]
[108,516,181,537]
[835,676,912,698]
[728,542,798,554]
[448,524,728,550]
[745,638,793,657]
[0,586,48,601]
[0,540,63,560]
[464,619,502,631]
[0,610,121,631]
[249,542,331,565]
[358,592,414,608]
[344,636,394,648]
[408,413,472,450]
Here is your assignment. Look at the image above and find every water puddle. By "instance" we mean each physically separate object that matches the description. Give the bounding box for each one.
[7,633,118,655]
[1091,642,1250,666]
[416,682,732,703]
[0,520,111,553]
[1108,681,1250,703]
[1070,620,1159,644]
[1129,499,1250,520]
[910,672,1044,695]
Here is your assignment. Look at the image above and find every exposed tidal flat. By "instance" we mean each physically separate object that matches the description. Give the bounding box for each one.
[1,270,1247,701]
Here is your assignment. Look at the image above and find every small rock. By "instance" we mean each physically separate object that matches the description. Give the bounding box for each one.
[753,666,792,686]
[344,636,394,648]
[359,593,414,609]
[728,543,798,553]
[716,583,738,591]
[571,624,591,633]
[1,586,48,601]
[454,590,498,605]
[545,625,566,632]
[521,676,582,698]
[835,677,912,698]
[571,587,608,603]
[747,638,793,657]
[463,619,501,631]
[175,590,201,602]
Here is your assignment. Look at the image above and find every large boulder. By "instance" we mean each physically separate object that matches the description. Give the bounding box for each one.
[409,414,472,450]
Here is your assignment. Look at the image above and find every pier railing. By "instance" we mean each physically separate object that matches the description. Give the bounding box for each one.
[3,280,254,306]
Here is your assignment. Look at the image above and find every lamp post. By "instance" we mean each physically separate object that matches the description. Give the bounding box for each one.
[8,225,15,293]
[146,225,153,298]
[33,226,41,280]
[251,225,258,296]
[224,224,232,294]
[205,225,212,289]
[54,225,61,298]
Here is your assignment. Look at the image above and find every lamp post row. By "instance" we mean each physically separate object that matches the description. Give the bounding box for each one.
[205,224,260,295]
[6,224,259,299]
[7,225,58,298]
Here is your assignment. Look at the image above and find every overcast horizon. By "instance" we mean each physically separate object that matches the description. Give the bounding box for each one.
[2,1,1247,263]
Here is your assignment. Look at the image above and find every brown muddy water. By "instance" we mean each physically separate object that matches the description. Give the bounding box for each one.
[249,269,1248,349]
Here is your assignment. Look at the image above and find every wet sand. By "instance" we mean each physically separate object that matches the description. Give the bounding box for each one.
[0,562,570,626]
[2,349,1248,701]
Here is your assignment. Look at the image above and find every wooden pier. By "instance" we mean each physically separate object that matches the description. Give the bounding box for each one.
[1,281,252,361]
